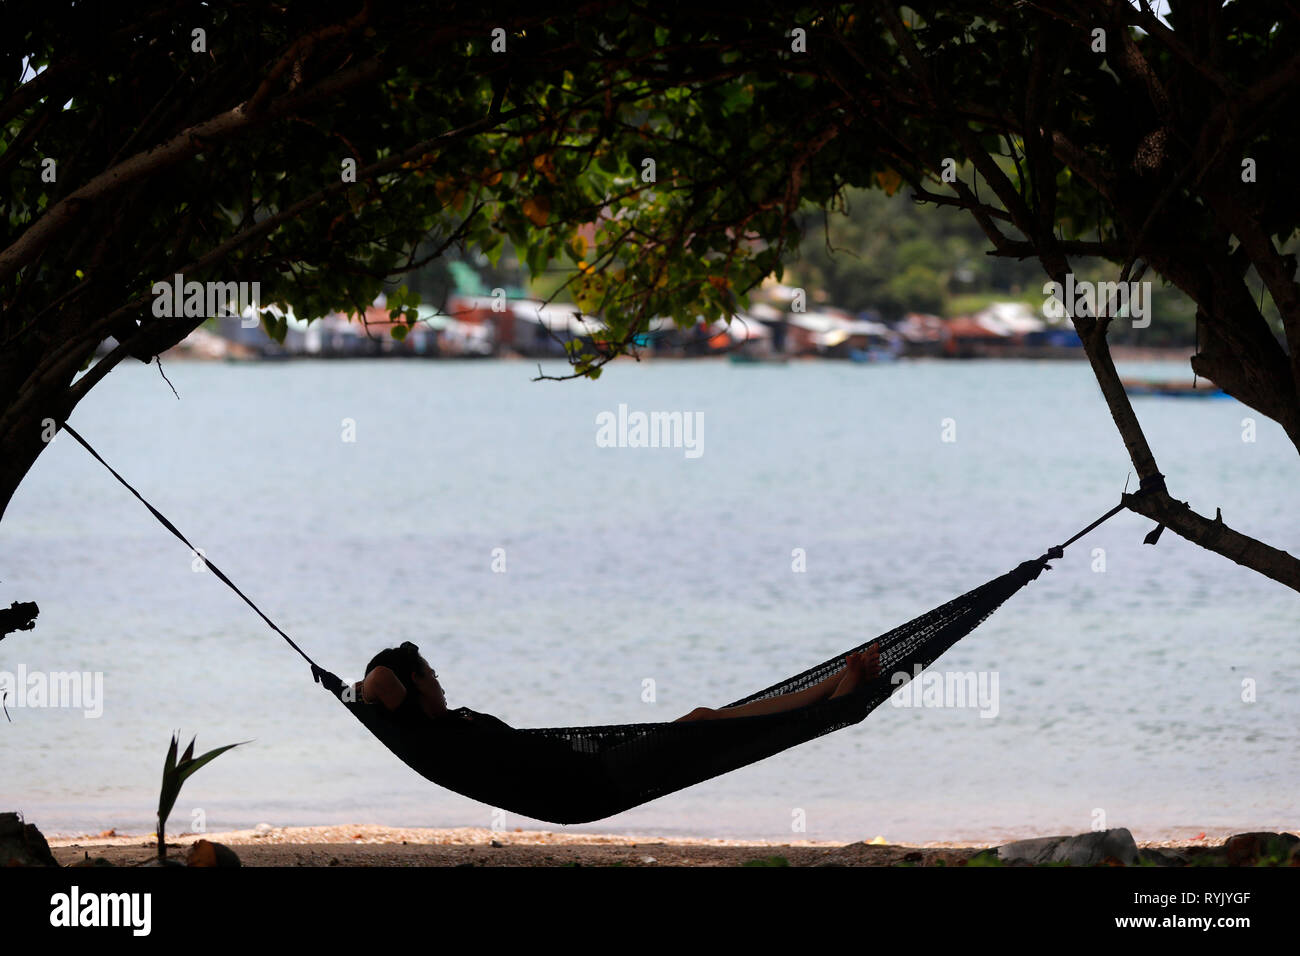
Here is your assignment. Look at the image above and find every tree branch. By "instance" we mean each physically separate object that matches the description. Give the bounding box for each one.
[0,600,39,638]
[1123,490,1300,592]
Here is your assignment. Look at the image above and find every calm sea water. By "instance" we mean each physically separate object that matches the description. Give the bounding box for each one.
[2,358,1295,843]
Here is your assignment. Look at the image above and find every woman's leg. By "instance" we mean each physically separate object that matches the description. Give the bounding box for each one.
[674,647,880,722]
[674,682,829,722]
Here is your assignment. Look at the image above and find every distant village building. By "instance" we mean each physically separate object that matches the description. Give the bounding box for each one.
[167,262,1081,363]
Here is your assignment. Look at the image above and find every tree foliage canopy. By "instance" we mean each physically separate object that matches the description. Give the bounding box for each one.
[3,1,1299,588]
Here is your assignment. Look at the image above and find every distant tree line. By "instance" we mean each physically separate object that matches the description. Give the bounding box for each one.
[785,185,1210,347]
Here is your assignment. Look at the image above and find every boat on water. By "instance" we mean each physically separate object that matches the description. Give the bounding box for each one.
[1121,378,1226,398]
[728,351,789,365]
[847,346,900,363]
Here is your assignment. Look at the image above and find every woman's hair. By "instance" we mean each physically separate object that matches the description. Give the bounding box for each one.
[365,641,425,697]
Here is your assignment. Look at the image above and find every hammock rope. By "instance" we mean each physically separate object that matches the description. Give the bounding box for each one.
[58,419,1143,824]
[61,422,332,685]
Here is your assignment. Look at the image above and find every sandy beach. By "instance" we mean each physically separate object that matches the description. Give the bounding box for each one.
[44,824,1249,867]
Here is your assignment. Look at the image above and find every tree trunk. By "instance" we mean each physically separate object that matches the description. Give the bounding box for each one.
[0,353,85,523]
[0,310,202,521]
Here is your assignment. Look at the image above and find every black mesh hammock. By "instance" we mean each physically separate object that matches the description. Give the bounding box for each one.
[61,422,1138,825]
[324,556,1056,824]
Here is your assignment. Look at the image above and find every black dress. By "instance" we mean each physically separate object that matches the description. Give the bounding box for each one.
[380,691,618,820]
[393,693,513,735]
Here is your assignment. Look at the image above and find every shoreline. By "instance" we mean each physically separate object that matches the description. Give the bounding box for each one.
[158,346,1198,363]
[47,823,844,849]
[44,823,1273,868]
[44,822,1239,850]
[45,824,874,868]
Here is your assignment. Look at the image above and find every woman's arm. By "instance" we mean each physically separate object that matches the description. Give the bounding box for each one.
[361,666,407,711]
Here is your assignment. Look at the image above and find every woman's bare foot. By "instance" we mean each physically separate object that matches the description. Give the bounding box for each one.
[829,648,882,700]
[860,645,881,681]
[830,652,865,699]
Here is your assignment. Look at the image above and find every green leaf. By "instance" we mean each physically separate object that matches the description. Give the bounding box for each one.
[481,230,505,266]
[158,734,248,829]
[163,734,179,775]
[157,733,182,825]
[174,741,249,787]
[157,782,182,830]
[264,314,288,344]
[525,241,548,278]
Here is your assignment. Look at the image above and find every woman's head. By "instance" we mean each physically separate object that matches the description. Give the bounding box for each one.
[366,641,445,708]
